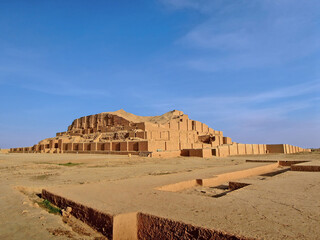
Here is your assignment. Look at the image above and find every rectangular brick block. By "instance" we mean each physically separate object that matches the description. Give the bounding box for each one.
[223,137,232,144]
[120,142,128,151]
[112,142,121,151]
[138,141,148,151]
[128,142,139,151]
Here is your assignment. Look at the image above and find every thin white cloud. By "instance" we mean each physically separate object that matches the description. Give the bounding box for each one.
[175,80,320,106]
[162,0,320,71]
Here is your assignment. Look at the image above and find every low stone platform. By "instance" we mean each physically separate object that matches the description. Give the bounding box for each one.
[42,161,320,240]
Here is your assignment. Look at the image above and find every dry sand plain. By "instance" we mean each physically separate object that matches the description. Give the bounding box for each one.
[0,152,319,240]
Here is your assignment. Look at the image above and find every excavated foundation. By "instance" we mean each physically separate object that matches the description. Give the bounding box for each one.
[136,213,252,240]
[157,163,280,192]
[42,189,114,239]
[291,164,320,172]
[41,160,319,239]
[42,190,253,240]
[278,160,320,172]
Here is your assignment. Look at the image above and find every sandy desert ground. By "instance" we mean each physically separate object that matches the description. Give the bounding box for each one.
[0,152,319,240]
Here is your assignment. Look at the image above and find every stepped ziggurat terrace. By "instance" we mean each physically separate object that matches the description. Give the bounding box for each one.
[10,109,310,157]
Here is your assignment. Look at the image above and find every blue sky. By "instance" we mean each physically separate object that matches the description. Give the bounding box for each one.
[0,0,319,149]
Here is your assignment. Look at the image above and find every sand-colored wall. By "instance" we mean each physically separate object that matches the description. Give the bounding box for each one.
[42,189,113,239]
[112,142,121,151]
[213,143,268,157]
[245,144,253,155]
[237,144,246,155]
[252,144,259,154]
[266,144,285,153]
[178,120,187,131]
[57,141,150,153]
[229,144,238,155]
[164,141,179,151]
[128,142,139,151]
[180,143,192,150]
[104,142,111,151]
[137,213,250,240]
[2,149,10,153]
[120,142,128,151]
[138,141,148,152]
[148,141,166,152]
[151,150,181,158]
[135,131,145,139]
[217,145,229,157]
[96,143,104,151]
[188,149,212,158]
[223,137,232,144]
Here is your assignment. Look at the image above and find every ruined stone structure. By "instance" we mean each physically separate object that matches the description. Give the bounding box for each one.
[10,110,310,157]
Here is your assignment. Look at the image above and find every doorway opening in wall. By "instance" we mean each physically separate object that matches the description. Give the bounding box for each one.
[212,149,217,156]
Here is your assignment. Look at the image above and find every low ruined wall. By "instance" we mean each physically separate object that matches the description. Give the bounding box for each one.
[187,148,212,158]
[278,160,308,166]
[42,190,114,239]
[214,144,267,157]
[267,144,309,154]
[228,182,250,191]
[137,213,251,240]
[291,165,320,172]
[42,188,253,240]
[156,179,200,192]
[202,163,278,187]
[158,163,279,192]
[212,143,307,157]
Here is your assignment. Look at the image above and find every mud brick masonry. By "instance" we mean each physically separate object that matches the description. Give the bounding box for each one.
[10,110,310,157]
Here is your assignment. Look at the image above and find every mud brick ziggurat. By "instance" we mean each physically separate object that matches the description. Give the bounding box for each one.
[10,109,310,157]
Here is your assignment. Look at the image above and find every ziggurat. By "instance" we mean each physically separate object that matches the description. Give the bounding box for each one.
[10,109,309,157]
